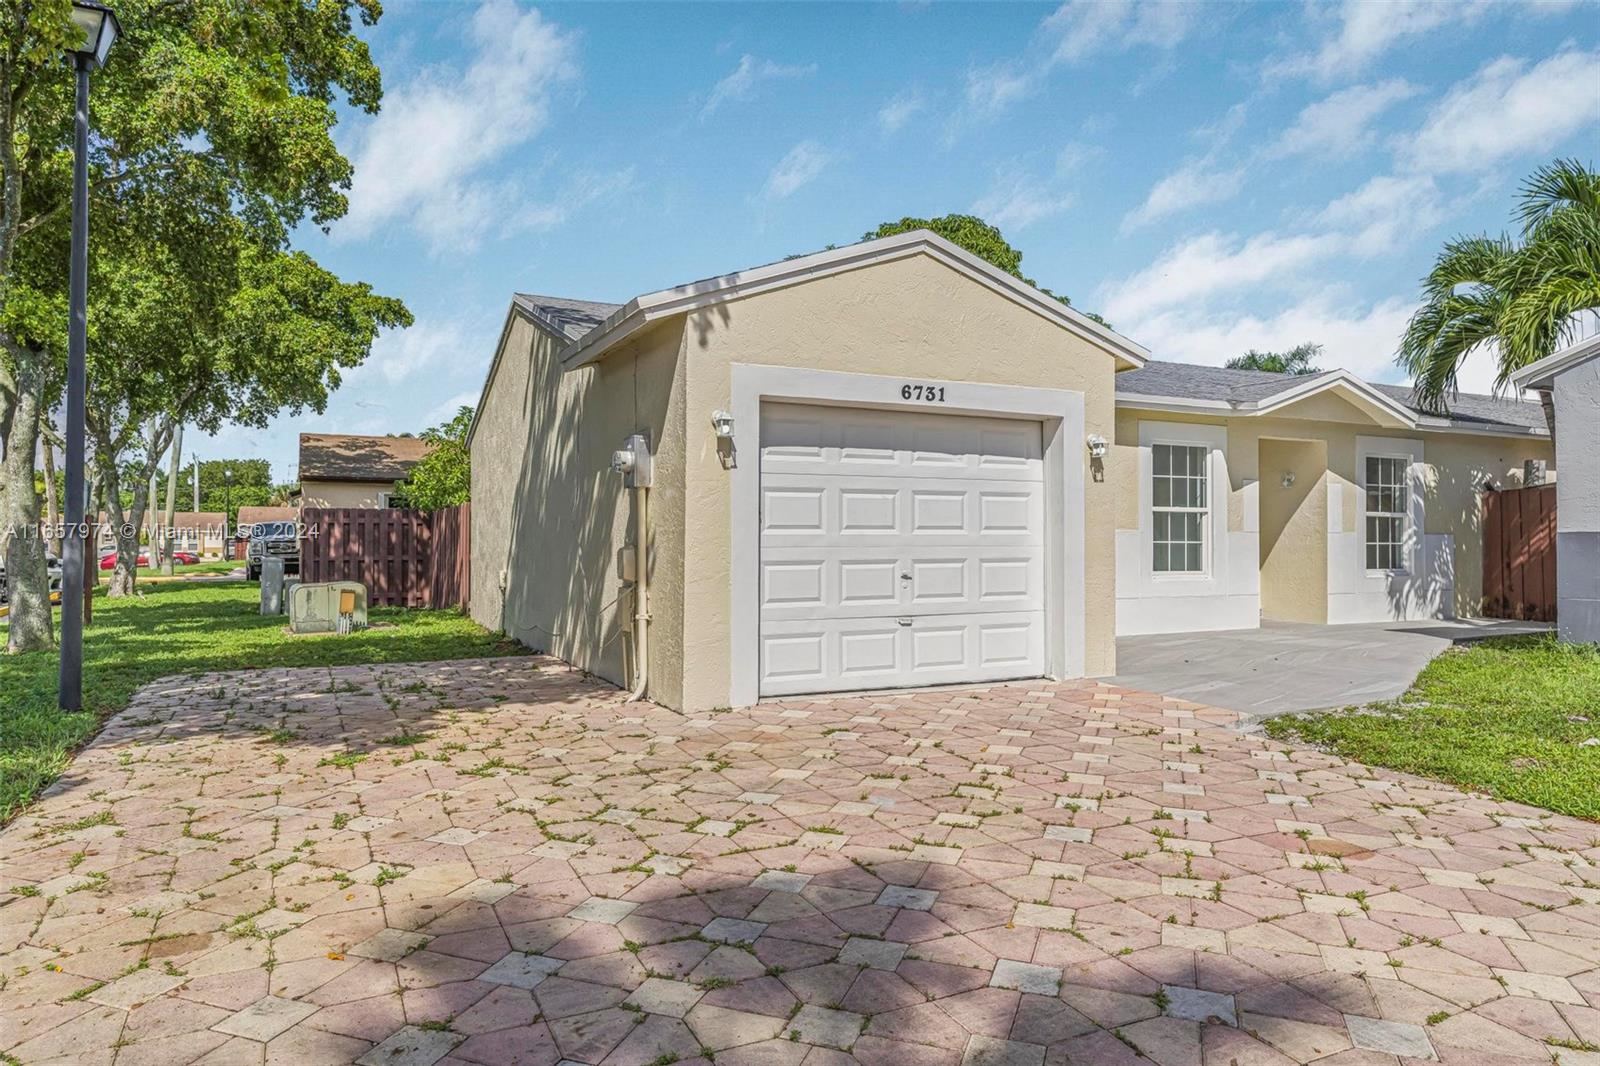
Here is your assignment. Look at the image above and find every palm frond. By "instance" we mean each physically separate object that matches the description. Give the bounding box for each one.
[1518,158,1600,235]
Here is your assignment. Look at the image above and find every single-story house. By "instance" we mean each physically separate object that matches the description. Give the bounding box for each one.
[159,511,228,556]
[298,432,435,509]
[468,230,1554,712]
[1510,334,1599,643]
[233,505,299,554]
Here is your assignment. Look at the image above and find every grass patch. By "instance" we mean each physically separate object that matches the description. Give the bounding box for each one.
[1264,636,1600,820]
[0,580,527,824]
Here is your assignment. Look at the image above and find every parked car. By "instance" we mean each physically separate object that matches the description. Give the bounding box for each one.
[245,521,299,581]
[97,549,203,569]
[1,555,64,604]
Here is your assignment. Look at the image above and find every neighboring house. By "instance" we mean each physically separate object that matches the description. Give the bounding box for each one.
[298,433,435,509]
[467,230,1555,712]
[159,511,228,557]
[93,510,227,557]
[1510,335,1600,643]
[233,505,298,554]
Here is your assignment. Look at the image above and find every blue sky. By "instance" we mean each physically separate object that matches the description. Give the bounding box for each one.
[200,0,1600,482]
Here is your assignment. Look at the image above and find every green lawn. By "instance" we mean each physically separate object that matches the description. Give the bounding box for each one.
[1265,635,1600,820]
[0,580,526,824]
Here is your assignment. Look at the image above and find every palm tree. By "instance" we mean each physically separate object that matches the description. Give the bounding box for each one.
[1226,342,1324,375]
[1398,158,1600,434]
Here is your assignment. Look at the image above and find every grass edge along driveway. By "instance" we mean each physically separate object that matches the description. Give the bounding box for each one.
[0,580,526,824]
[1266,634,1600,821]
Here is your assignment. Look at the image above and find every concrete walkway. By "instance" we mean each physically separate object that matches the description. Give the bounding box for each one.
[3,655,1597,1066]
[1111,618,1551,722]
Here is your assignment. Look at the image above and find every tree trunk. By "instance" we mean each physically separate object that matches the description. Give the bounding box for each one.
[146,465,159,573]
[98,457,146,598]
[1538,388,1557,445]
[92,422,171,598]
[161,423,181,574]
[42,425,60,557]
[2,350,52,652]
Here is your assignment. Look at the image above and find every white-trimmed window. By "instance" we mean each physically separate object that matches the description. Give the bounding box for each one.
[1151,443,1208,574]
[1364,455,1408,571]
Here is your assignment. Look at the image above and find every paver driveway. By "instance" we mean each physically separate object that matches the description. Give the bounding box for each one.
[3,657,1600,1066]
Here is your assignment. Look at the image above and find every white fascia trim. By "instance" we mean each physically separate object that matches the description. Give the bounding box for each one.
[1508,335,1600,390]
[1115,388,1548,440]
[1249,370,1417,427]
[464,301,573,450]
[557,230,1150,373]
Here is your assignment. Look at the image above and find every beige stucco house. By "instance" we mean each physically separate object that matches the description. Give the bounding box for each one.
[298,433,435,509]
[468,230,1554,713]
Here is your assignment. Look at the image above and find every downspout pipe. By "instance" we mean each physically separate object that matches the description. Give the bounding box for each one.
[611,432,652,703]
[626,481,649,702]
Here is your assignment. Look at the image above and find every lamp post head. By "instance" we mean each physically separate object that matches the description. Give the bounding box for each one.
[68,1,120,69]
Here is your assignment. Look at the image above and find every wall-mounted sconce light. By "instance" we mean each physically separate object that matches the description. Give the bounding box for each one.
[711,410,735,439]
[1086,433,1108,459]
[1281,470,1297,488]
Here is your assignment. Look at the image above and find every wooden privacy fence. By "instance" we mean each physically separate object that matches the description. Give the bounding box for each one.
[1482,484,1556,621]
[299,504,470,609]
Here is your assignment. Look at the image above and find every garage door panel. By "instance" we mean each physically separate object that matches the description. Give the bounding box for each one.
[838,560,899,605]
[758,611,1044,696]
[759,547,1043,620]
[761,475,1044,545]
[761,488,825,533]
[838,489,898,533]
[760,402,1047,696]
[761,402,1043,483]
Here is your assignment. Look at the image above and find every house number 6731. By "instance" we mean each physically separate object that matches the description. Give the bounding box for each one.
[900,383,946,402]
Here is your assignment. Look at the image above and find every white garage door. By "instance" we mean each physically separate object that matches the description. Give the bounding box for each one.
[758,402,1047,697]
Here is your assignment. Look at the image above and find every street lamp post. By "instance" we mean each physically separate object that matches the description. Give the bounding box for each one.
[57,1,120,712]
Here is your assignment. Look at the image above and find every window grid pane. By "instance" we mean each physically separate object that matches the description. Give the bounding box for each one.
[1364,456,1407,570]
[1151,444,1208,574]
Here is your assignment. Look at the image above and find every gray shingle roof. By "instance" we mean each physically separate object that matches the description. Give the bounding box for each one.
[513,294,623,342]
[1116,360,1545,433]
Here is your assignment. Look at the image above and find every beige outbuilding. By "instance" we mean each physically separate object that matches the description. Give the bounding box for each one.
[467,230,1555,712]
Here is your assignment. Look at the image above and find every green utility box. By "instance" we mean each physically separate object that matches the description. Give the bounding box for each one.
[288,581,368,635]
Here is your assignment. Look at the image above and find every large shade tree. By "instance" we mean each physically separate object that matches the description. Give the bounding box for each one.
[0,0,391,649]
[1398,158,1600,432]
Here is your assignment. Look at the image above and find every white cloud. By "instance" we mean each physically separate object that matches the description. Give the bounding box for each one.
[762,141,832,200]
[963,62,1036,115]
[1127,295,1418,381]
[972,174,1074,231]
[1268,0,1578,82]
[959,0,1196,120]
[877,90,925,133]
[1121,161,1245,231]
[1045,0,1198,64]
[1272,79,1420,157]
[1317,173,1443,254]
[1402,48,1600,173]
[511,168,638,235]
[1101,230,1346,322]
[339,0,580,252]
[423,390,481,428]
[350,319,473,386]
[1269,0,1492,81]
[1045,0,1137,64]
[702,54,816,117]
